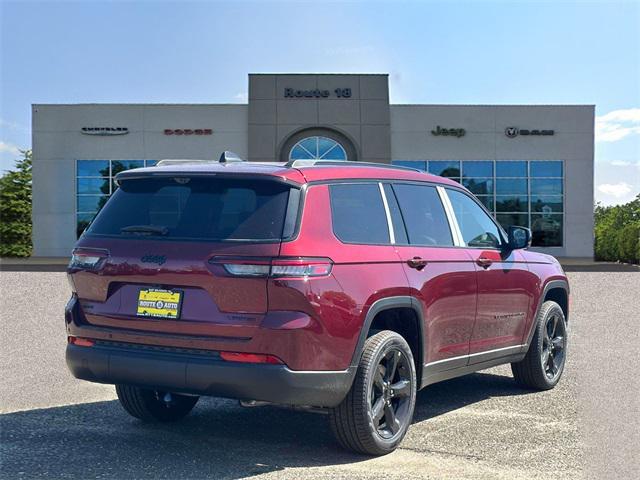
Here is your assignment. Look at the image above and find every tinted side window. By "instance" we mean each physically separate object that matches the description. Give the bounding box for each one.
[447,189,503,248]
[392,184,453,246]
[329,184,390,244]
[383,184,409,244]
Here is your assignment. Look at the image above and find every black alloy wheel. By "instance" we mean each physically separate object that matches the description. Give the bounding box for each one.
[542,310,566,380]
[511,300,568,390]
[370,348,413,439]
[329,330,417,455]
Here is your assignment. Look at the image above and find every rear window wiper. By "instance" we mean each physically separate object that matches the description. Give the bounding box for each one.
[120,225,169,236]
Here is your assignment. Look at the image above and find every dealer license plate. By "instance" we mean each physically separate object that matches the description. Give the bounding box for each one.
[136,288,182,319]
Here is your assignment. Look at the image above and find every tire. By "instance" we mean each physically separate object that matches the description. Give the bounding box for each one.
[115,385,199,422]
[329,331,417,455]
[511,300,567,390]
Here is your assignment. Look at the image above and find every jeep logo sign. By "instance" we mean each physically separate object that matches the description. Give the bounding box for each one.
[505,127,554,138]
[141,254,167,265]
[431,126,466,138]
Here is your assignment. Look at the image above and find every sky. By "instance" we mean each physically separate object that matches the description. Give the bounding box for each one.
[1,0,638,205]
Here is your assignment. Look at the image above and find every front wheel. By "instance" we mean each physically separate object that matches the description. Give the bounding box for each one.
[511,300,567,390]
[116,385,199,422]
[329,331,417,455]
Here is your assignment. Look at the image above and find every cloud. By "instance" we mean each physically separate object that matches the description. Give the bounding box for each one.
[610,160,640,170]
[595,108,640,142]
[597,182,634,198]
[233,92,248,103]
[0,141,21,156]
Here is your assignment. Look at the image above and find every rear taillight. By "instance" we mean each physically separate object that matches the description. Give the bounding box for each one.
[270,258,332,278]
[68,248,109,271]
[68,336,95,347]
[220,351,283,365]
[211,257,333,279]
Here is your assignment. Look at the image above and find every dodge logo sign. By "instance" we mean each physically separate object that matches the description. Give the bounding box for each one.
[505,127,554,138]
[164,129,212,135]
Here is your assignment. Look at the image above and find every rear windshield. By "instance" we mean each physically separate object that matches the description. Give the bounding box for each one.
[86,177,292,242]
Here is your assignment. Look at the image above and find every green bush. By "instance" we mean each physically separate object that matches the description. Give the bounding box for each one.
[594,194,640,264]
[0,150,32,257]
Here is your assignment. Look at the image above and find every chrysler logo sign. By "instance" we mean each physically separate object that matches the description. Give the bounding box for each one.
[505,127,554,138]
[81,127,129,135]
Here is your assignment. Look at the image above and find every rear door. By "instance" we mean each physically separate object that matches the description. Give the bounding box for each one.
[386,183,477,369]
[71,175,298,340]
[445,188,532,360]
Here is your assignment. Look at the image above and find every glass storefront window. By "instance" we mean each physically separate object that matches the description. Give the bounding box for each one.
[76,177,110,195]
[530,161,562,177]
[531,214,563,246]
[531,178,563,195]
[392,159,564,247]
[531,195,563,213]
[462,178,493,195]
[393,160,427,171]
[496,161,527,177]
[77,160,109,177]
[462,161,493,177]
[76,160,151,238]
[496,178,528,195]
[496,195,529,212]
[428,161,460,178]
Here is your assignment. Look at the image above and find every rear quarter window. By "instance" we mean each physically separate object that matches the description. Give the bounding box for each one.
[329,183,390,244]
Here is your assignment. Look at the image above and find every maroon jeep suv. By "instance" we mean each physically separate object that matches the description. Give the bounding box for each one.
[65,157,569,455]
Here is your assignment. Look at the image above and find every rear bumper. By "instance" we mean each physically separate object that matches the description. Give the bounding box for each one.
[66,343,355,408]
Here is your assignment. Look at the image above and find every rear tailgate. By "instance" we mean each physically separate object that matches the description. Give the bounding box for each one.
[69,174,298,341]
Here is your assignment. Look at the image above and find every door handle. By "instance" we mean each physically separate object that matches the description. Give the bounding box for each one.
[476,256,493,269]
[407,257,428,270]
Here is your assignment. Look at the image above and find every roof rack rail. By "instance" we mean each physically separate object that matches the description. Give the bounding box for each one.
[285,160,422,173]
[156,159,215,166]
[156,151,245,167]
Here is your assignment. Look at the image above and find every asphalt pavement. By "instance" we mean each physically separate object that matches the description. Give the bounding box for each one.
[1,271,638,479]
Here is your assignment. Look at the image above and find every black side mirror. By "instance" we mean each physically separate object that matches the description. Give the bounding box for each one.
[507,226,531,250]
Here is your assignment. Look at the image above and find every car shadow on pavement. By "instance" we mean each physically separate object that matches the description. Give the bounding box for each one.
[0,372,530,479]
[413,369,530,423]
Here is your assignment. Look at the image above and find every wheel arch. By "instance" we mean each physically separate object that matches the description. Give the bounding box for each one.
[524,279,569,348]
[349,296,425,388]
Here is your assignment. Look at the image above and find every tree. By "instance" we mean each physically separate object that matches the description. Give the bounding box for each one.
[0,149,32,257]
[594,194,640,264]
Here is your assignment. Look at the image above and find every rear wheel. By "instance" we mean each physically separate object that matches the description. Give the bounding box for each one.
[116,385,199,422]
[511,301,567,390]
[329,331,417,455]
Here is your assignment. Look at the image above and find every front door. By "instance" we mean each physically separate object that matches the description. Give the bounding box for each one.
[384,183,477,369]
[446,189,532,362]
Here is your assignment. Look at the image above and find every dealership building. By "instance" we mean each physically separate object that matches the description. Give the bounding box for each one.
[32,73,595,258]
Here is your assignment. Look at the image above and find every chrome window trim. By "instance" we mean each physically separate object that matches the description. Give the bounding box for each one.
[437,186,464,247]
[378,182,396,244]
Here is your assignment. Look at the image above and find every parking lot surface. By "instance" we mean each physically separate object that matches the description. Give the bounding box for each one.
[1,271,638,479]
